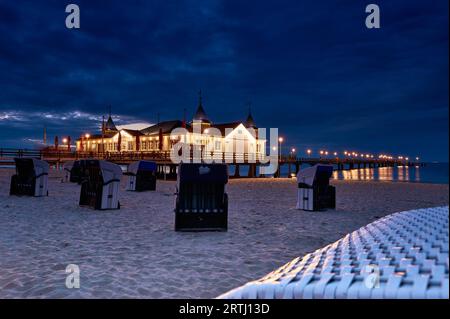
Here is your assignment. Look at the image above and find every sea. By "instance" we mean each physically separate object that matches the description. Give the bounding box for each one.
[231,162,449,184]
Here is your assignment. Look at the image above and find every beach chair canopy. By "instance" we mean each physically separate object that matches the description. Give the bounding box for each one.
[85,160,122,184]
[63,160,75,172]
[297,164,333,187]
[14,158,49,177]
[127,160,157,175]
[177,163,228,185]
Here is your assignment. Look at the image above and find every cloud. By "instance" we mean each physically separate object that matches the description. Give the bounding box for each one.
[0,0,448,160]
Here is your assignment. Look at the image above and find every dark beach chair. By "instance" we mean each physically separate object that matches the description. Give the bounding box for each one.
[175,163,228,231]
[296,164,335,211]
[79,160,122,210]
[10,158,49,197]
[125,161,157,191]
[68,160,87,184]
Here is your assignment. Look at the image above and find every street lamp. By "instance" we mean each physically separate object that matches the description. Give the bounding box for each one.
[278,137,283,159]
[290,148,296,158]
[83,133,90,152]
[307,149,312,157]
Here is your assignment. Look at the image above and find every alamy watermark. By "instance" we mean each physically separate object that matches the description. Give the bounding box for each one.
[65,4,381,30]
[65,264,80,289]
[169,127,280,175]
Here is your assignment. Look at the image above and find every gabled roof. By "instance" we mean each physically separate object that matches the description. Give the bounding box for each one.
[75,132,115,141]
[121,129,144,137]
[141,120,190,135]
[211,122,242,136]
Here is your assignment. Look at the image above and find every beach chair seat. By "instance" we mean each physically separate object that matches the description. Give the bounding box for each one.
[296,164,335,211]
[79,160,122,210]
[10,158,49,197]
[125,161,157,191]
[175,163,228,231]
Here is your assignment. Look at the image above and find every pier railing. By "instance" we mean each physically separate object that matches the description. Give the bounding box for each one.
[0,148,416,167]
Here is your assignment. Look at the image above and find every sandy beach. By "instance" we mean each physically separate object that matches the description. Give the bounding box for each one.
[0,169,448,299]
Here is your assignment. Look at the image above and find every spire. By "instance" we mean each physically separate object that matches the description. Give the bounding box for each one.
[245,102,256,128]
[105,106,117,132]
[193,89,211,123]
[43,126,47,145]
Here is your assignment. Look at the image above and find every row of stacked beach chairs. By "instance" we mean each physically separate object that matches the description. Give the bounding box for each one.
[10,158,336,231]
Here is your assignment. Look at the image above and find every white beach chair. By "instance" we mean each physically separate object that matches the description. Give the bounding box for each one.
[63,160,75,182]
[296,164,335,211]
[79,160,122,210]
[218,206,449,299]
[10,158,49,197]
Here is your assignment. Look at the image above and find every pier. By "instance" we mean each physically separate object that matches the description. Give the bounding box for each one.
[0,148,425,179]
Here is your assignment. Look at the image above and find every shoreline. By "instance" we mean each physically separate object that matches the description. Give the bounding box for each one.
[0,169,448,298]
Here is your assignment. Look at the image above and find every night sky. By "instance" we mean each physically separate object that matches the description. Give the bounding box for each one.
[0,0,448,161]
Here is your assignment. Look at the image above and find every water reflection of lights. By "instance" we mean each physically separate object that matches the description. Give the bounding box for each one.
[333,166,420,182]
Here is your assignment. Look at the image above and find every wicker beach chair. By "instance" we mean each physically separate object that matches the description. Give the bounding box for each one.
[10,158,49,197]
[9,158,49,197]
[297,164,335,211]
[218,206,449,299]
[125,161,157,191]
[67,159,87,184]
[79,160,122,210]
[175,163,228,231]
[63,160,74,182]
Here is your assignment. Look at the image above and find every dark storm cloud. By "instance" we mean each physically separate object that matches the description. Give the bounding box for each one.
[0,0,448,160]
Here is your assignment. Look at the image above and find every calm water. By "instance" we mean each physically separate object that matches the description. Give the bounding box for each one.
[331,163,449,184]
[232,162,449,184]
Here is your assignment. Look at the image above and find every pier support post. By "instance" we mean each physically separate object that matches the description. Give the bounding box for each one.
[248,164,256,178]
[234,164,240,178]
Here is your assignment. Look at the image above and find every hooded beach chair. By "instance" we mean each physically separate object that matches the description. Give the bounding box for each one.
[63,161,74,182]
[10,158,49,197]
[67,159,87,184]
[175,163,228,231]
[79,160,122,210]
[125,161,157,191]
[296,164,335,211]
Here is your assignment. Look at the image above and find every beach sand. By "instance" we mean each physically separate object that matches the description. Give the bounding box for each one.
[0,169,448,298]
